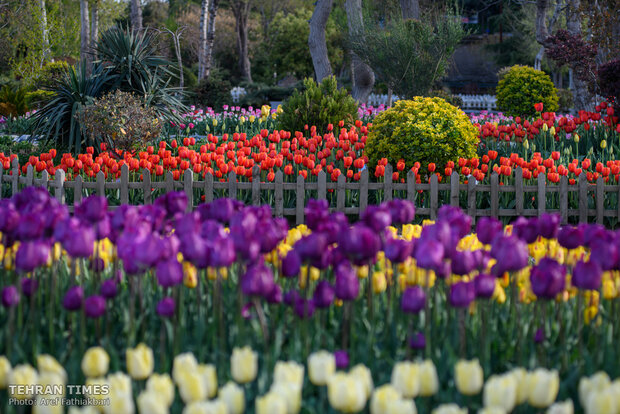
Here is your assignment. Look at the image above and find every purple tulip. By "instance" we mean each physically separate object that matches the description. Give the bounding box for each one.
[490,236,528,276]
[474,274,496,298]
[259,218,288,254]
[294,298,315,318]
[362,205,392,232]
[512,217,540,244]
[76,195,108,223]
[1,286,19,308]
[295,233,328,265]
[180,232,210,269]
[241,302,253,319]
[100,279,118,299]
[451,250,476,275]
[420,221,452,251]
[401,286,426,313]
[408,332,426,350]
[438,205,472,239]
[384,199,415,225]
[530,258,566,299]
[134,234,163,269]
[63,225,95,259]
[534,328,544,344]
[589,239,619,271]
[334,262,360,301]
[84,295,106,318]
[241,263,275,298]
[538,213,560,239]
[157,297,176,318]
[156,259,183,288]
[63,286,84,311]
[384,238,414,264]
[557,226,584,250]
[305,199,329,232]
[334,350,349,369]
[266,285,283,304]
[314,212,349,244]
[155,191,188,217]
[339,224,381,265]
[284,290,301,306]
[572,260,602,291]
[198,198,243,223]
[449,281,475,308]
[583,224,610,247]
[282,250,301,278]
[89,258,105,272]
[0,201,19,234]
[16,213,45,241]
[15,241,50,273]
[476,217,503,245]
[472,249,491,271]
[313,281,335,308]
[414,239,444,272]
[20,278,38,297]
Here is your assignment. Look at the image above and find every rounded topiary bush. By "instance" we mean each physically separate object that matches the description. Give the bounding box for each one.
[365,97,479,173]
[496,65,559,117]
[277,76,358,134]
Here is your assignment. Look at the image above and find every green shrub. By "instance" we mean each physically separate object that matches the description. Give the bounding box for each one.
[78,90,162,153]
[277,76,358,133]
[365,97,479,173]
[25,90,55,109]
[239,84,300,107]
[556,88,573,113]
[496,65,559,117]
[192,67,232,111]
[0,85,29,117]
[30,61,69,89]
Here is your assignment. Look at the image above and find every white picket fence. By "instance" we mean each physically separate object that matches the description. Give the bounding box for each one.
[366,93,497,112]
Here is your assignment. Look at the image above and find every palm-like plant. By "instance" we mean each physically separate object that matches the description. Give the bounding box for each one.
[32,26,186,153]
[31,64,110,152]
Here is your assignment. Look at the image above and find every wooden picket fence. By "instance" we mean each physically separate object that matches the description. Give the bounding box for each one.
[1,157,619,226]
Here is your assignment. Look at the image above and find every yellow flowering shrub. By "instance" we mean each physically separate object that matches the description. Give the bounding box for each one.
[365,97,478,173]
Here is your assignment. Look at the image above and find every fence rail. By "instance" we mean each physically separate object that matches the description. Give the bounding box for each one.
[1,158,618,226]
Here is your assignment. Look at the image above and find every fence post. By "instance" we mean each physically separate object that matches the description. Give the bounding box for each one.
[204,172,213,203]
[96,171,105,197]
[120,164,129,205]
[38,170,49,190]
[317,170,327,201]
[359,168,369,219]
[26,164,33,187]
[560,175,568,224]
[467,177,476,222]
[384,164,393,201]
[54,169,65,203]
[275,170,283,217]
[515,168,524,216]
[165,172,174,194]
[450,171,459,207]
[143,168,152,204]
[11,158,18,196]
[406,169,416,205]
[596,176,604,224]
[490,172,499,218]
[74,175,83,206]
[578,173,587,223]
[430,174,438,220]
[251,166,260,205]
[296,174,305,225]
[183,169,193,211]
[337,173,346,212]
[537,173,546,216]
[228,171,237,199]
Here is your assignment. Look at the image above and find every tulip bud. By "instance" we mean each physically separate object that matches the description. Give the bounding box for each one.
[455,359,483,395]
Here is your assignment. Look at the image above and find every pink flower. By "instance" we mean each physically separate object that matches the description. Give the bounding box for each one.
[188,123,195,129]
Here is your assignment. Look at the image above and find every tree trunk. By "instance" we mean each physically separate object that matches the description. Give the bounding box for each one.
[309,0,334,82]
[130,0,142,32]
[198,0,210,80]
[90,0,99,60]
[535,0,551,45]
[399,0,419,20]
[566,0,592,111]
[80,0,91,74]
[231,0,252,82]
[345,0,374,103]
[38,0,50,64]
[205,0,220,79]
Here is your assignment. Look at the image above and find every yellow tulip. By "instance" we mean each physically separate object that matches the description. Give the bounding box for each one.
[219,381,245,414]
[372,272,387,293]
[81,347,109,378]
[454,359,483,395]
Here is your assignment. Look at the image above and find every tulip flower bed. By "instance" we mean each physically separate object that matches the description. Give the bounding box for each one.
[2,188,620,413]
